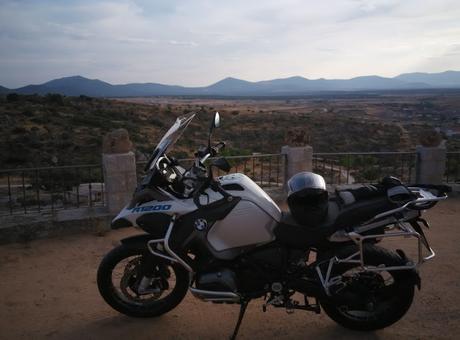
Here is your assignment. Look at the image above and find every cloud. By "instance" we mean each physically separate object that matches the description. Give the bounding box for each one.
[0,0,459,87]
[169,40,198,47]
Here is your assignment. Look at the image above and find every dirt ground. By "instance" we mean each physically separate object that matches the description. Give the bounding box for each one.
[1,198,459,340]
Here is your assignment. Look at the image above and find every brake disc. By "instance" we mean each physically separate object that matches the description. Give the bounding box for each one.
[120,258,162,301]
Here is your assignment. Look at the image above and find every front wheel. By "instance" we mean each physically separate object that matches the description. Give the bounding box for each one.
[97,244,190,317]
[319,245,415,331]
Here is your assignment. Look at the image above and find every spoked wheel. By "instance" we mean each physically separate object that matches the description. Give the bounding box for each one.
[97,245,189,317]
[319,245,415,331]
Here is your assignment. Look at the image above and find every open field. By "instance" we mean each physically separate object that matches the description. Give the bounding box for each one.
[0,198,459,339]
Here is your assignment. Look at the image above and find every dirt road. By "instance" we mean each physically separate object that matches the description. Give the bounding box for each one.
[1,198,459,339]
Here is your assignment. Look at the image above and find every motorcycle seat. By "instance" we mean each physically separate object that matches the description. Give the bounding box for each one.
[275,196,397,248]
[332,195,397,229]
[275,201,340,248]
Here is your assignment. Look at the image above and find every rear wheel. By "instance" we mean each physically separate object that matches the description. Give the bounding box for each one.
[319,245,415,331]
[97,244,189,317]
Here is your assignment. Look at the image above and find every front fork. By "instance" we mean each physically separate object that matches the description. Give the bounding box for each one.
[135,253,170,295]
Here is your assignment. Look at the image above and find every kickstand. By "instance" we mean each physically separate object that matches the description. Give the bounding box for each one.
[230,300,250,340]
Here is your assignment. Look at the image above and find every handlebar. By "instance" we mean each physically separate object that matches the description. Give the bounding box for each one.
[211,141,226,156]
[191,141,229,208]
[198,141,226,163]
[183,141,230,208]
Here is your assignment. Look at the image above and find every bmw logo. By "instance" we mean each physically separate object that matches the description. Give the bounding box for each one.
[194,218,208,231]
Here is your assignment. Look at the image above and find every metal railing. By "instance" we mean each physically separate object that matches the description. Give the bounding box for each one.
[0,164,105,216]
[313,152,418,185]
[136,153,286,189]
[445,152,460,183]
[216,154,286,187]
[1,150,458,217]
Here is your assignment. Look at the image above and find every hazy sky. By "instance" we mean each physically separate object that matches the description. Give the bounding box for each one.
[1,0,460,88]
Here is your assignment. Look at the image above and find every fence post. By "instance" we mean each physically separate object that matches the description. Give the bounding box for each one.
[102,129,137,214]
[415,144,446,184]
[281,145,313,189]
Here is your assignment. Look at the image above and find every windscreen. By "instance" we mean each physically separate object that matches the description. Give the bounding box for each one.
[147,112,195,170]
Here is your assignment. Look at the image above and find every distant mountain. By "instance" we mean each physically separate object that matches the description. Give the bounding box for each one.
[0,85,10,94]
[12,75,191,97]
[336,75,427,90]
[2,71,460,97]
[201,73,443,94]
[395,71,460,88]
[16,76,114,96]
[203,77,255,94]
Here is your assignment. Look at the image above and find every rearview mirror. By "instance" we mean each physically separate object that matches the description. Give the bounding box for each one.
[213,112,220,128]
[208,112,220,149]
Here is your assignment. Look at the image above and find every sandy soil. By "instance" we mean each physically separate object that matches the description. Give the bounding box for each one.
[0,198,459,340]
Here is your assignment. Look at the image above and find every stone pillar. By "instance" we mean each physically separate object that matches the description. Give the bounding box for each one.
[281,145,313,189]
[416,144,446,184]
[102,129,137,214]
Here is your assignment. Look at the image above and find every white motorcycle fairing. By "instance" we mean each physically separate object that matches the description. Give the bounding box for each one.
[219,173,281,221]
[113,188,195,228]
[207,173,281,251]
[112,173,282,255]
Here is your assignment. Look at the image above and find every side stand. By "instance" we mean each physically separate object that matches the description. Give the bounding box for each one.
[230,300,250,340]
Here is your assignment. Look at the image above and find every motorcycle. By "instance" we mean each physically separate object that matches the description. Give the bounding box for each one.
[97,112,450,339]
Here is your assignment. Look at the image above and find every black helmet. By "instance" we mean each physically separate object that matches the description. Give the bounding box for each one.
[287,172,328,226]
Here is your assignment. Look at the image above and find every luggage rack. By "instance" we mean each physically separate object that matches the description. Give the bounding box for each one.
[317,187,447,296]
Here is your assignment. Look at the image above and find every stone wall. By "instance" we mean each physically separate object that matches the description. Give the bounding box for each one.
[102,129,137,213]
[416,144,447,184]
[0,208,111,245]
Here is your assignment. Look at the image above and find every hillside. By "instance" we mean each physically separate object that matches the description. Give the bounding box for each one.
[0,94,179,167]
[2,71,460,97]
[2,92,458,169]
[395,71,460,87]
[0,86,10,94]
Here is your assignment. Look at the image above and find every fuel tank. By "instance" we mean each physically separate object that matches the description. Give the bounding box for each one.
[207,173,282,251]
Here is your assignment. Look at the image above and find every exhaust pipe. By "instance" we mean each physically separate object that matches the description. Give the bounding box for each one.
[189,287,241,302]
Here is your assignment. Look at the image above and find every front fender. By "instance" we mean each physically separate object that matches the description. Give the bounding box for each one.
[111,217,132,229]
[120,234,157,251]
[119,234,194,279]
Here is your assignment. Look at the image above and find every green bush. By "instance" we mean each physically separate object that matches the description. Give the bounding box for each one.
[150,117,164,127]
[46,93,64,105]
[6,93,19,102]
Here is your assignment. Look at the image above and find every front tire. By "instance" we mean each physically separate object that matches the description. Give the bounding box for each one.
[319,245,415,331]
[97,244,189,318]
